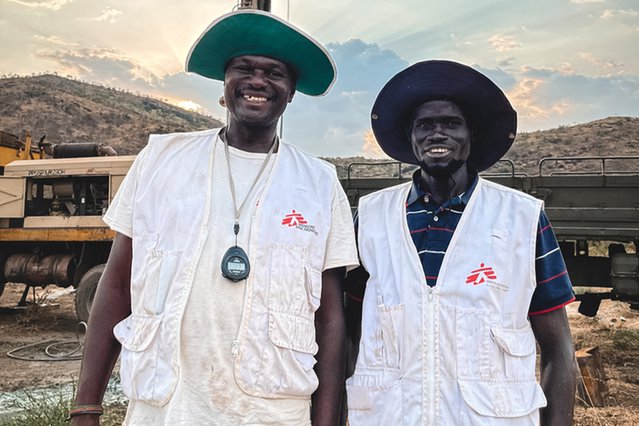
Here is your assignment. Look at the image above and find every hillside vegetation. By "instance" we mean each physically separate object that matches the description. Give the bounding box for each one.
[328,116,639,177]
[0,74,222,154]
[509,116,639,174]
[1,75,637,174]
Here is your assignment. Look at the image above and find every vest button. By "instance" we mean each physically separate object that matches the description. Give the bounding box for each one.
[433,216,439,222]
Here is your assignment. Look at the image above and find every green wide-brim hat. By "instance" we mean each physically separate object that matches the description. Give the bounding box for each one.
[185,9,336,96]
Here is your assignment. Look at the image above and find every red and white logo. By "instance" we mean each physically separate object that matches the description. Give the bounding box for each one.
[466,263,497,285]
[282,210,307,227]
[281,210,318,236]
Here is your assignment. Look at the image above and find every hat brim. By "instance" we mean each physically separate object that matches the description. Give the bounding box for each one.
[371,60,517,171]
[186,10,336,97]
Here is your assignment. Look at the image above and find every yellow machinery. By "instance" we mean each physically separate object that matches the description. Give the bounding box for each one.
[0,131,44,170]
[0,130,132,321]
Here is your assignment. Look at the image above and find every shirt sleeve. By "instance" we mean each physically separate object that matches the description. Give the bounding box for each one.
[322,177,360,272]
[529,210,576,315]
[102,147,147,238]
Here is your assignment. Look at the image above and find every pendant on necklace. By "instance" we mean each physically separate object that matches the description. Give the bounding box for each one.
[221,245,250,282]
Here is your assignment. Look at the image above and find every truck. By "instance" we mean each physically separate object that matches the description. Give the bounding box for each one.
[0,130,133,322]
[1,130,638,319]
[341,157,639,316]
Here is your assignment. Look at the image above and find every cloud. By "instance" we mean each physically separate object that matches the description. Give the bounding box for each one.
[488,34,522,52]
[33,35,78,46]
[359,130,390,159]
[36,47,162,87]
[508,77,564,121]
[558,62,576,75]
[6,0,72,10]
[15,23,639,158]
[474,66,518,91]
[510,66,639,130]
[93,8,123,23]
[34,39,636,155]
[281,39,409,157]
[570,0,605,3]
[579,52,624,72]
[601,9,638,19]
[498,57,516,68]
[32,45,221,121]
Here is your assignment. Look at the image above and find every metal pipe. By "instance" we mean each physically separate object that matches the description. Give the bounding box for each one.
[3,254,76,287]
[238,0,270,11]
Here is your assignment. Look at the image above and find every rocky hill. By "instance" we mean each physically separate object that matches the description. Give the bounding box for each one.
[508,116,639,174]
[1,75,637,174]
[327,116,639,177]
[0,74,222,155]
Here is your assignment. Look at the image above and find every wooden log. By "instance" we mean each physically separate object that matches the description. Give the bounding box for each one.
[576,346,608,407]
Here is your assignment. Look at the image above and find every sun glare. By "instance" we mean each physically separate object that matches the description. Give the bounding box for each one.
[177,100,202,112]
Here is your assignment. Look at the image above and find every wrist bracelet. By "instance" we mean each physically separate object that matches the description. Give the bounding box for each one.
[66,404,104,421]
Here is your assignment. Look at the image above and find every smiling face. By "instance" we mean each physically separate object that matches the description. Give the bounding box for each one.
[410,100,472,178]
[224,55,296,128]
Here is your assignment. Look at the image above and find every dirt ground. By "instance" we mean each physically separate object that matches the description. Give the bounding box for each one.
[1,283,638,424]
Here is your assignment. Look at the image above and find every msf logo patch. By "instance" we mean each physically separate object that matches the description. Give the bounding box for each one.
[466,263,497,285]
[282,210,318,236]
[282,210,307,227]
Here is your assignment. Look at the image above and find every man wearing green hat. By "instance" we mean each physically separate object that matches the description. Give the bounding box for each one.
[345,60,576,425]
[71,9,358,425]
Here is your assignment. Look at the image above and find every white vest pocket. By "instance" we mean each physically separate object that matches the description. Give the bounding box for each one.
[268,243,309,316]
[346,369,403,426]
[132,232,181,315]
[490,326,537,380]
[113,314,177,406]
[458,379,547,423]
[242,310,318,397]
[456,308,492,379]
[377,303,404,369]
[268,311,318,354]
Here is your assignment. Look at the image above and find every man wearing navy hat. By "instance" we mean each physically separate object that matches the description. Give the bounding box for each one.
[345,60,576,425]
[71,9,358,425]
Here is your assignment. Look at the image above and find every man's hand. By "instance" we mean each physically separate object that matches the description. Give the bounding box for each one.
[530,307,577,426]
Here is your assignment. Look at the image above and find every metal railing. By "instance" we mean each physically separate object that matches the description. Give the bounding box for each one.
[480,159,530,178]
[346,161,410,180]
[539,156,639,176]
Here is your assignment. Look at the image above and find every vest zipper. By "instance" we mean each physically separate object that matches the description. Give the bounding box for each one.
[231,340,240,357]
[426,286,436,425]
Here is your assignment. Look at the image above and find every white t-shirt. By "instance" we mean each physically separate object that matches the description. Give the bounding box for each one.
[105,138,358,425]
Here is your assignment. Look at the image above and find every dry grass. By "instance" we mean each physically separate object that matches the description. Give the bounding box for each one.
[0,74,222,155]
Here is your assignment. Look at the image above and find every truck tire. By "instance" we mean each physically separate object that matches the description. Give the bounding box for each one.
[75,263,106,323]
[0,251,7,299]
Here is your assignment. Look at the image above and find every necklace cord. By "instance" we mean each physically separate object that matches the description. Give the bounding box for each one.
[221,132,278,240]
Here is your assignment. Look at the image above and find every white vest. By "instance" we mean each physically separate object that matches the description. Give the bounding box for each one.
[112,129,337,405]
[347,178,547,425]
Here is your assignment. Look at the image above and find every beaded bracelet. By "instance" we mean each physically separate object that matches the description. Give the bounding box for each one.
[66,404,104,421]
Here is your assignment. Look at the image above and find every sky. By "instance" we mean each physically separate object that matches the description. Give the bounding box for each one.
[0,0,638,157]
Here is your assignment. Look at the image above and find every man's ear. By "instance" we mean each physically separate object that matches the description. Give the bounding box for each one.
[288,90,295,103]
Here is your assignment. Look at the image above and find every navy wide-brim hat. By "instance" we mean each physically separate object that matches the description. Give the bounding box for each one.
[185,9,336,97]
[371,60,517,171]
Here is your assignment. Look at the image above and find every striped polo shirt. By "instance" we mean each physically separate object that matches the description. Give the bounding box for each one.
[406,172,575,315]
